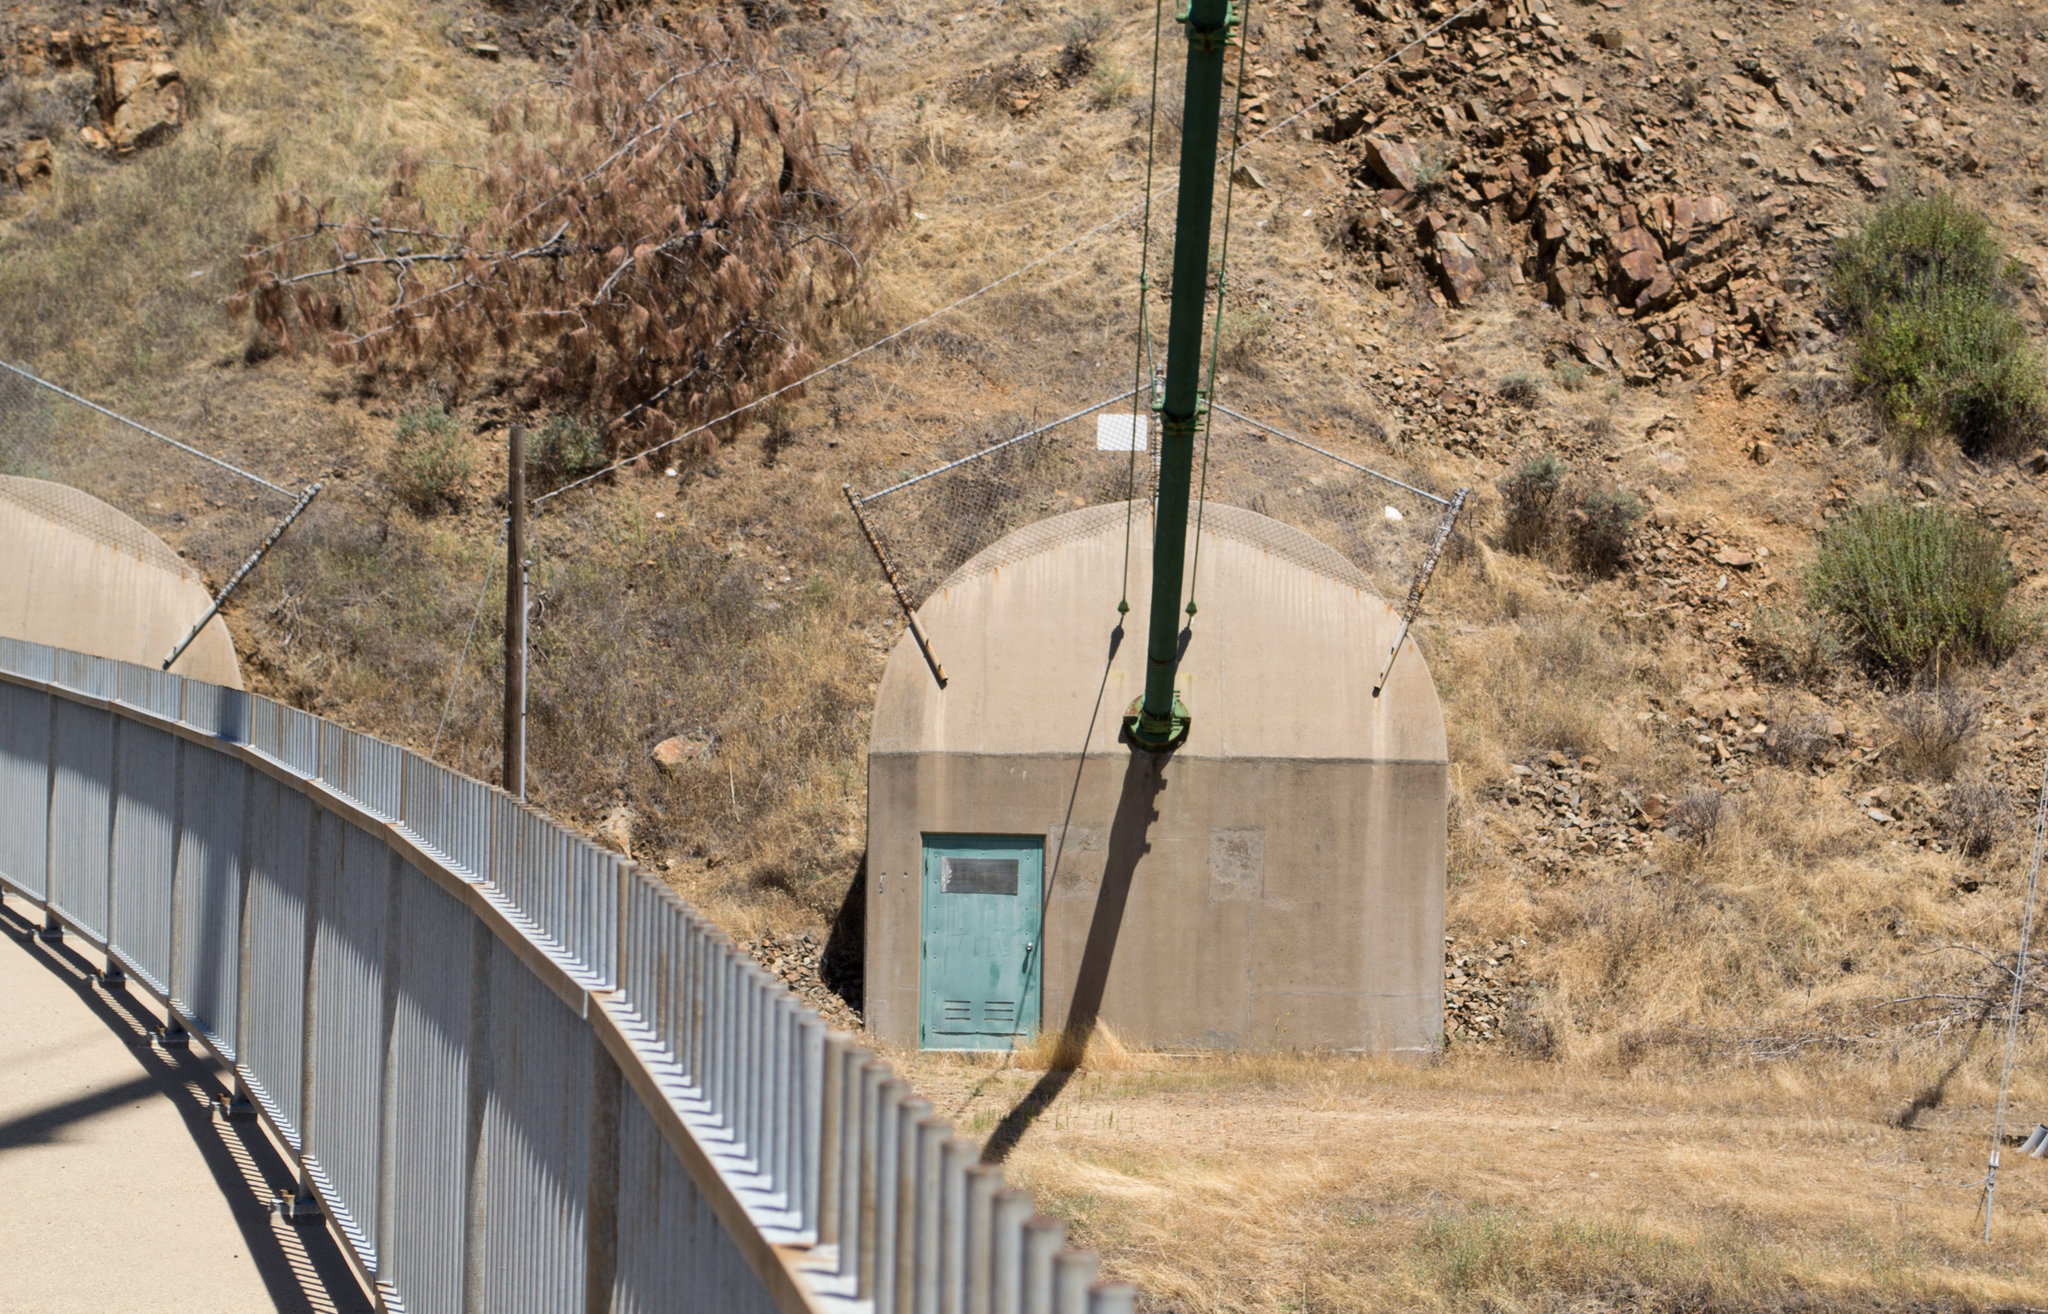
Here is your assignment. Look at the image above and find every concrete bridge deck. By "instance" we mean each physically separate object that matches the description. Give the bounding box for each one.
[0,896,370,1313]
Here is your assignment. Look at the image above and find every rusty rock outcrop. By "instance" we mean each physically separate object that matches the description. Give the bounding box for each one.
[3,14,184,161]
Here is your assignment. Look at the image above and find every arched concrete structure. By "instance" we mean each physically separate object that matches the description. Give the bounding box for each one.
[0,476,239,688]
[865,502,1447,1053]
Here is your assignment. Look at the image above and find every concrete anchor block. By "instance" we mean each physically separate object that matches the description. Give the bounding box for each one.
[272,1186,323,1222]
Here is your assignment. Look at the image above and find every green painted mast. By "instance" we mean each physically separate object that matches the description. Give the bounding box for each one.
[1128,0,1235,751]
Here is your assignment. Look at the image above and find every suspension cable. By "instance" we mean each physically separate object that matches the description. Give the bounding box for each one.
[1184,0,1257,620]
[1120,0,1171,618]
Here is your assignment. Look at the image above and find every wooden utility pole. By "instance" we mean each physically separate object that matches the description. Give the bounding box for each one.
[504,423,527,798]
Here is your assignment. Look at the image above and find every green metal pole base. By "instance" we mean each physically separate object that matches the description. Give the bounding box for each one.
[1123,691,1191,752]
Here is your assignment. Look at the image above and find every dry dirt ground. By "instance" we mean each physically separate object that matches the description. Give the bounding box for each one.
[6,0,2048,1306]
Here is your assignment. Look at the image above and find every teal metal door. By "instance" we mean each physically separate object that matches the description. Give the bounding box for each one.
[920,834,1043,1050]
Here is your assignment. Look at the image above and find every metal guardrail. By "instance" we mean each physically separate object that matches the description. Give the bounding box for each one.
[0,639,1137,1314]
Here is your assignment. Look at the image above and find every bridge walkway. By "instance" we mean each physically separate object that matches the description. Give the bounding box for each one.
[0,896,371,1313]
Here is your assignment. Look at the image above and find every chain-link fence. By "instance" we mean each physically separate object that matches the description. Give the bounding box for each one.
[0,360,305,576]
[0,359,318,666]
[845,384,1468,681]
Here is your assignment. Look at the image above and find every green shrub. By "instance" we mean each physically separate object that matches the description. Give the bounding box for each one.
[1215,306,1276,374]
[1833,192,2009,327]
[389,408,473,514]
[1807,499,2031,681]
[1856,283,2044,459]
[1088,60,1134,111]
[529,414,606,491]
[1498,453,1567,556]
[1571,487,1642,577]
[1832,193,2046,460]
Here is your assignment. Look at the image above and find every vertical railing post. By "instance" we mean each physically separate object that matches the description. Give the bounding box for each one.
[283,806,325,1220]
[965,1164,1001,1314]
[37,689,58,942]
[1021,1217,1064,1314]
[941,1141,978,1313]
[819,1036,846,1245]
[790,1007,811,1217]
[1053,1251,1098,1314]
[894,1097,933,1312]
[914,1117,947,1314]
[1087,1284,1137,1314]
[991,1189,1033,1314]
[503,424,526,799]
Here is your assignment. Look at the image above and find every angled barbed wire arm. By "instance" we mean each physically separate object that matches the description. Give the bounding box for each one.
[843,483,947,689]
[162,482,323,671]
[1372,486,1468,699]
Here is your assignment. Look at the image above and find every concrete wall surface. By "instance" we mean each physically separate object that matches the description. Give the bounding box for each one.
[866,503,1448,1052]
[0,476,240,688]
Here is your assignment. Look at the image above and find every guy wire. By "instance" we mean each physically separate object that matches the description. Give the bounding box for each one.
[1120,0,1170,618]
[432,519,507,758]
[1185,0,1256,620]
[1982,737,2048,1239]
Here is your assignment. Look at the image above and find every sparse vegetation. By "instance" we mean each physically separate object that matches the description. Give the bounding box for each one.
[1412,1211,1715,1306]
[1409,152,1450,197]
[1498,453,1567,556]
[388,408,472,513]
[1497,453,1639,577]
[1806,498,2030,682]
[1832,193,2046,461]
[1760,704,1837,769]
[1750,605,1847,689]
[1569,486,1641,578]
[1886,687,1982,782]
[1088,61,1134,111]
[1940,774,2009,856]
[1666,787,1725,844]
[528,414,606,492]
[1496,371,1544,408]
[1214,306,1276,374]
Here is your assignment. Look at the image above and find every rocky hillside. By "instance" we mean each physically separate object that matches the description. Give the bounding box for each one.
[3,0,2047,1093]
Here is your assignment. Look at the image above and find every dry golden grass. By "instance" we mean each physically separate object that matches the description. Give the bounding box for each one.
[896,1043,2048,1312]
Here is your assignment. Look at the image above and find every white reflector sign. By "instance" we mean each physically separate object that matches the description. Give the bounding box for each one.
[1096,413,1148,452]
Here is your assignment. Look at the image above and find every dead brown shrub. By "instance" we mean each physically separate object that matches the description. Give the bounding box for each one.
[1886,688,1981,781]
[1939,774,2009,856]
[235,20,898,458]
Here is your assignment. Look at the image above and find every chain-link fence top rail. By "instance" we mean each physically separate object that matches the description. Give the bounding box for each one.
[0,361,295,589]
[850,392,1458,619]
